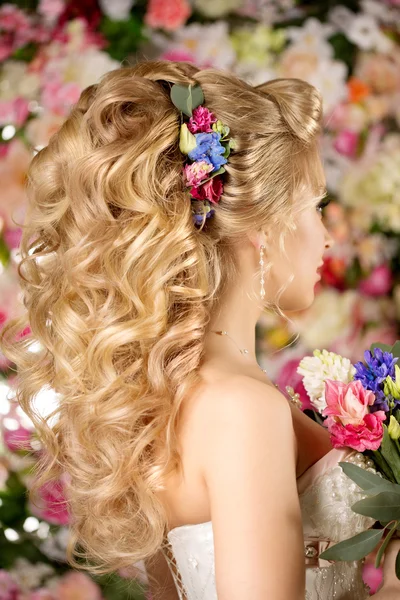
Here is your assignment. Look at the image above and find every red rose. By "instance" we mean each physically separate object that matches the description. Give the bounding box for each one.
[191,176,223,204]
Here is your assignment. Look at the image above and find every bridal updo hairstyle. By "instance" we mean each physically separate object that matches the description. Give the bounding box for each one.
[0,60,326,578]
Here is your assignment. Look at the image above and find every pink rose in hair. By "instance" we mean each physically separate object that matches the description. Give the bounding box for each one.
[183,161,213,187]
[187,107,217,134]
[322,379,385,451]
[191,176,224,204]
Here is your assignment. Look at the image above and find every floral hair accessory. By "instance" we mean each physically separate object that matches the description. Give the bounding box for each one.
[170,83,237,227]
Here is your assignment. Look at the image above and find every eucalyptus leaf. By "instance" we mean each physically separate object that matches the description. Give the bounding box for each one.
[370,342,392,354]
[391,341,400,359]
[375,521,398,568]
[339,462,393,492]
[352,492,400,521]
[396,550,400,580]
[171,84,204,117]
[201,167,226,184]
[319,529,384,561]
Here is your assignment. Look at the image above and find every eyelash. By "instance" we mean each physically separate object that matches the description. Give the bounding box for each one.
[317,197,331,214]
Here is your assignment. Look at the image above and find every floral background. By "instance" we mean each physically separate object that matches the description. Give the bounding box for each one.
[1,0,400,597]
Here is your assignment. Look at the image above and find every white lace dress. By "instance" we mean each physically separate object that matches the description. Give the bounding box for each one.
[162,448,375,600]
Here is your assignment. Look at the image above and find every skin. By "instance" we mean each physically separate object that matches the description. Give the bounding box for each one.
[146,187,399,598]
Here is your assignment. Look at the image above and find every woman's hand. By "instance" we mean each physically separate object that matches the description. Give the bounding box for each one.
[371,539,400,598]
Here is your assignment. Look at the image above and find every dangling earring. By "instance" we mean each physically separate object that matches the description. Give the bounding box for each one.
[259,245,265,300]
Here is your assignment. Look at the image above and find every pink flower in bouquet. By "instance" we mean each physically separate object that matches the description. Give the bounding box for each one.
[323,380,385,451]
[187,107,217,134]
[0,570,20,600]
[191,176,224,204]
[276,359,313,412]
[144,0,191,31]
[362,562,383,595]
[359,264,393,297]
[333,130,359,158]
[55,572,103,600]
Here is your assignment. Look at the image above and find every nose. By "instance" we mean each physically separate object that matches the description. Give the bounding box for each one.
[324,226,335,250]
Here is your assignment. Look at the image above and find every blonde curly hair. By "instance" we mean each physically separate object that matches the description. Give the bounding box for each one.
[0,60,326,579]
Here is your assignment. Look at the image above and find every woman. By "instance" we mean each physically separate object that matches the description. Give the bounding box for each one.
[1,60,399,600]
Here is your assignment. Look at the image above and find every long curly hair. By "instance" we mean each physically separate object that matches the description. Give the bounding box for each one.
[0,60,326,579]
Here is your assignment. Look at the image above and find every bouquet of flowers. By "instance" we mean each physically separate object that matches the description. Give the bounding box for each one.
[297,342,400,578]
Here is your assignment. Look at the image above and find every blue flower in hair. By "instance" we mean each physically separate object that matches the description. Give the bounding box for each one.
[188,132,227,171]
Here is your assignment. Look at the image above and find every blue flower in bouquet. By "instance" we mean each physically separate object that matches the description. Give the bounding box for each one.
[354,348,398,412]
[188,132,228,171]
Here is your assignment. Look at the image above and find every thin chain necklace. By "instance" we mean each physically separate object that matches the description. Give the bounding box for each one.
[210,330,302,408]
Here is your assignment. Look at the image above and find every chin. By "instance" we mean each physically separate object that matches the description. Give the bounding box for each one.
[281,289,316,313]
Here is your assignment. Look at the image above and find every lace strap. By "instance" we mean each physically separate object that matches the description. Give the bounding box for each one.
[161,536,189,600]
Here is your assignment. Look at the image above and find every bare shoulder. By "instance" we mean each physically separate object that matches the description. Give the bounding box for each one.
[190,373,293,438]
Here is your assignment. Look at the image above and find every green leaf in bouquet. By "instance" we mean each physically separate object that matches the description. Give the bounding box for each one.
[375,521,398,568]
[381,426,400,484]
[339,462,396,492]
[319,528,385,562]
[351,492,400,521]
[372,449,396,483]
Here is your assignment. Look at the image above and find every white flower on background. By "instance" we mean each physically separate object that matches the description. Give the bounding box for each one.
[328,5,356,29]
[98,0,136,21]
[347,14,393,53]
[308,58,348,114]
[361,0,400,25]
[8,558,55,593]
[298,349,356,412]
[289,288,358,350]
[39,526,70,562]
[319,134,352,194]
[43,48,120,91]
[0,60,41,101]
[286,17,336,58]
[155,21,236,70]
[194,0,242,18]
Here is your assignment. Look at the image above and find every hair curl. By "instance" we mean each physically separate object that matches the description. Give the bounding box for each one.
[0,60,326,583]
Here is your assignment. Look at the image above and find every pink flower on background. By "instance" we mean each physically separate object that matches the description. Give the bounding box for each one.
[29,589,57,600]
[187,107,217,134]
[333,129,359,158]
[191,176,223,204]
[183,161,213,186]
[362,562,383,595]
[275,358,313,411]
[0,570,20,600]
[359,264,393,297]
[38,0,65,20]
[3,227,22,250]
[144,0,191,30]
[0,98,30,128]
[55,572,103,600]
[161,49,195,63]
[322,379,385,451]
[3,425,33,452]
[29,478,70,526]
[41,80,81,117]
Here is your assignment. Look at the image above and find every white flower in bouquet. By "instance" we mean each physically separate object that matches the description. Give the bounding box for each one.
[298,349,356,412]
[8,558,55,593]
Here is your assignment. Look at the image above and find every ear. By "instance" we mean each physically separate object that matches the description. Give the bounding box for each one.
[246,229,267,250]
